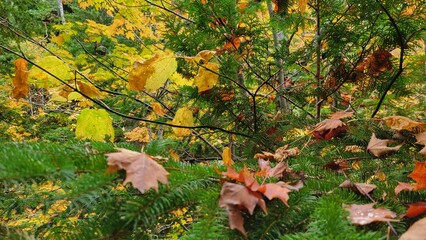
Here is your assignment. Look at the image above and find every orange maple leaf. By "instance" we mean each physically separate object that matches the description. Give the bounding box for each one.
[344,203,397,225]
[409,162,426,190]
[402,202,426,218]
[105,148,169,193]
[258,183,291,207]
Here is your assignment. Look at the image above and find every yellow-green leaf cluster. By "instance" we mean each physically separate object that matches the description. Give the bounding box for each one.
[75,108,115,142]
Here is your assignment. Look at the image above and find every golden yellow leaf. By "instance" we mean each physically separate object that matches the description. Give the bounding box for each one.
[12,58,29,99]
[171,107,194,137]
[128,51,177,92]
[383,116,426,132]
[152,102,165,116]
[194,62,219,93]
[169,149,180,161]
[222,147,234,166]
[184,50,216,64]
[77,81,103,98]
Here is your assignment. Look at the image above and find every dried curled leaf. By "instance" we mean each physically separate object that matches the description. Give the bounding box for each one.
[394,182,415,197]
[323,160,349,173]
[367,133,402,157]
[344,203,397,225]
[255,159,287,178]
[254,145,300,161]
[105,148,169,193]
[219,182,267,215]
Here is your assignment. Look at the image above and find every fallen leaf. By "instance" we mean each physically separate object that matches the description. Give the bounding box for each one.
[105,148,169,193]
[171,107,194,137]
[258,183,291,207]
[254,145,300,161]
[239,166,260,191]
[12,58,30,99]
[255,159,287,178]
[224,204,246,238]
[402,202,426,218]
[75,108,115,142]
[400,217,426,240]
[128,51,177,92]
[394,182,415,197]
[323,160,349,173]
[313,119,347,140]
[409,162,426,190]
[194,62,219,93]
[382,116,426,132]
[367,133,402,157]
[219,182,267,215]
[222,147,234,167]
[344,203,397,225]
[339,180,377,196]
[329,111,353,120]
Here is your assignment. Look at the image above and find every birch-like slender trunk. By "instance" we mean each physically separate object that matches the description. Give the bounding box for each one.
[57,0,65,25]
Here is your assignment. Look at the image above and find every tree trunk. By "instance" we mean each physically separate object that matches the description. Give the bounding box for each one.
[57,0,65,25]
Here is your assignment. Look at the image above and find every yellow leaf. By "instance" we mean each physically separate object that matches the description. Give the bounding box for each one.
[171,107,194,137]
[30,56,74,87]
[75,108,115,142]
[77,81,103,98]
[184,50,216,64]
[222,147,234,166]
[169,149,180,161]
[128,51,177,92]
[12,58,29,99]
[194,62,219,93]
[152,102,165,116]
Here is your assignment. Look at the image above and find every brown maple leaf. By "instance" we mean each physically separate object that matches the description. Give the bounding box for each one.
[219,182,267,215]
[402,202,426,218]
[400,217,426,240]
[105,148,169,193]
[224,204,246,238]
[409,162,426,190]
[394,182,415,197]
[313,119,347,140]
[383,116,426,132]
[258,183,291,207]
[367,133,402,157]
[344,203,397,225]
[339,180,377,196]
[255,159,287,178]
[329,111,354,120]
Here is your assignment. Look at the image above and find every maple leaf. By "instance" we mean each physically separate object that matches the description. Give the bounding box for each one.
[151,102,165,116]
[105,148,169,193]
[239,166,260,191]
[258,183,291,207]
[128,51,177,92]
[409,162,426,190]
[255,159,287,178]
[222,147,234,167]
[394,182,415,197]
[219,182,267,215]
[224,204,246,238]
[12,58,29,100]
[313,119,347,140]
[194,62,219,93]
[171,107,194,137]
[183,50,216,64]
[75,108,115,142]
[344,203,397,225]
[367,133,402,157]
[339,180,377,196]
[382,116,426,132]
[400,217,426,240]
[402,202,426,218]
